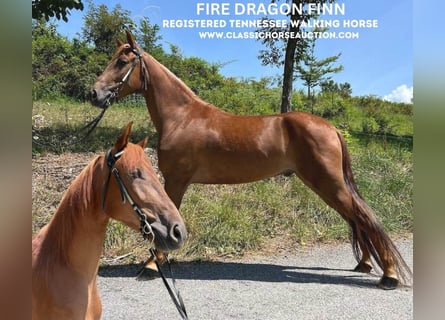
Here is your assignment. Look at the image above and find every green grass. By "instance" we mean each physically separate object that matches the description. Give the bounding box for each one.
[32,98,157,155]
[32,100,413,261]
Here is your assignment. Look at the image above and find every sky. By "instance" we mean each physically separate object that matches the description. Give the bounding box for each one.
[56,0,413,103]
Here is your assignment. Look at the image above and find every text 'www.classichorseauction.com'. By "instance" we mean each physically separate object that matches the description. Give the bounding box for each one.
[162,2,379,40]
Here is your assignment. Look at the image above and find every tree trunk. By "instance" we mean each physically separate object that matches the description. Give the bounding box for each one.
[280,1,300,113]
[308,86,314,114]
[280,38,297,113]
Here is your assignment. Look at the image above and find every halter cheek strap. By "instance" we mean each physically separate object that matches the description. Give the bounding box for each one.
[102,148,188,319]
[110,48,148,99]
[101,149,124,208]
[101,148,154,241]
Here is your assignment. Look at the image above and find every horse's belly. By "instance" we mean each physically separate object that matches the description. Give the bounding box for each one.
[191,154,292,184]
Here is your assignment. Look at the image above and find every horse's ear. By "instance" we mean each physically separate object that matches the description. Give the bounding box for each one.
[126,30,136,49]
[137,137,148,149]
[114,121,133,151]
[116,38,124,47]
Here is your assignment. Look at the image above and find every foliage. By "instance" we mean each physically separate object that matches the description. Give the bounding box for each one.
[136,18,164,58]
[32,7,412,139]
[321,79,352,100]
[295,39,343,110]
[257,0,339,112]
[32,4,162,101]
[82,0,135,55]
[305,92,413,141]
[32,20,108,100]
[32,0,84,22]
[158,45,225,97]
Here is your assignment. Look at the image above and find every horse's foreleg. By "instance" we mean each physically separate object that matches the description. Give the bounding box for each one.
[142,249,167,272]
[164,177,190,209]
[142,178,190,272]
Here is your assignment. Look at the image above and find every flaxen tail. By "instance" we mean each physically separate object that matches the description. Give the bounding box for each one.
[337,131,412,285]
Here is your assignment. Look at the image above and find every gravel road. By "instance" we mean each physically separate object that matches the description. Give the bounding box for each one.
[98,238,412,320]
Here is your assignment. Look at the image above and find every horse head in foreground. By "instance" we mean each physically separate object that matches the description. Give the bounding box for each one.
[32,122,186,319]
[91,31,411,290]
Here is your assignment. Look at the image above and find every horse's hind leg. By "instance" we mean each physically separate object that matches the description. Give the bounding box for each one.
[346,216,372,273]
[291,127,409,289]
[295,167,395,287]
[354,252,372,274]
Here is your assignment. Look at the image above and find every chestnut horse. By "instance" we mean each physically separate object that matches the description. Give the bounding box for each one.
[32,122,187,319]
[90,31,411,289]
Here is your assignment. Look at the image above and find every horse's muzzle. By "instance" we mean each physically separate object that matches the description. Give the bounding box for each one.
[89,88,113,109]
[151,221,187,251]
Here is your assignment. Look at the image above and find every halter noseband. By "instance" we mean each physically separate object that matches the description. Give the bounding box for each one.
[101,148,154,241]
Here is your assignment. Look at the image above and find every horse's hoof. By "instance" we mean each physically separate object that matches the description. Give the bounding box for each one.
[378,276,399,290]
[136,268,160,280]
[353,262,372,273]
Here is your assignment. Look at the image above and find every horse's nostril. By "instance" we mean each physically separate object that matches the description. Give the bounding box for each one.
[90,89,97,101]
[170,224,185,244]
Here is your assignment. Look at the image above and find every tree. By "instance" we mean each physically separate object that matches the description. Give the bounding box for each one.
[295,39,343,111]
[82,0,134,55]
[321,80,352,98]
[32,19,108,100]
[136,18,163,58]
[258,0,337,113]
[321,79,338,107]
[338,82,352,98]
[32,20,72,99]
[32,0,84,22]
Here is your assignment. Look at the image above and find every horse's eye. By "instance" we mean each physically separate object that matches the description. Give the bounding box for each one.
[116,58,127,68]
[132,168,144,180]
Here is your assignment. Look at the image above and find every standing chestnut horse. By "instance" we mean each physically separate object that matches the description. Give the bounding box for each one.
[32,122,187,319]
[90,31,411,289]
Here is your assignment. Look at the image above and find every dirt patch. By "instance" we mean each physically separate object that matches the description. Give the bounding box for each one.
[32,149,161,232]
[32,152,92,231]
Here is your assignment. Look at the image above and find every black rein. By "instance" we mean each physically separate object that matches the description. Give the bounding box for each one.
[101,148,189,320]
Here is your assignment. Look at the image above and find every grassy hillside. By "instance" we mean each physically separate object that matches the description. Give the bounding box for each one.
[32,100,413,262]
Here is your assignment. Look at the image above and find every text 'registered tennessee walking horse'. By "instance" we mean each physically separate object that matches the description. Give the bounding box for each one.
[32,122,187,320]
[90,31,411,289]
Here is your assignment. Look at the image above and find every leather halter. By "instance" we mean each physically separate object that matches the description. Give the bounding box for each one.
[102,147,189,319]
[107,47,148,105]
[101,148,154,241]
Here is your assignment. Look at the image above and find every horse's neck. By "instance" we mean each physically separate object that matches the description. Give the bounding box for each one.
[38,160,108,279]
[143,54,200,133]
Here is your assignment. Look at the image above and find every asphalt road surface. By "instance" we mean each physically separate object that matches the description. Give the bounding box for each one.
[98,238,413,320]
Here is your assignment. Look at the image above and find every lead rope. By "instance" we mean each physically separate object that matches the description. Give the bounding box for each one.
[143,249,189,320]
[34,48,148,150]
